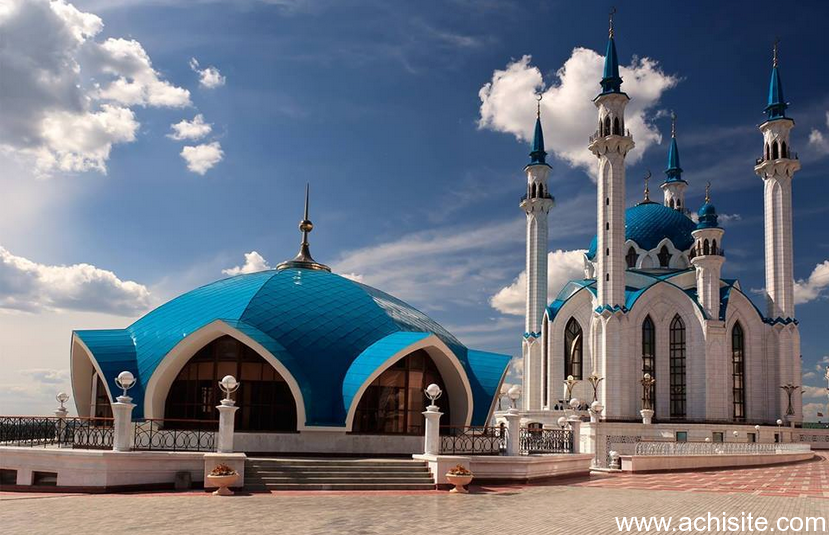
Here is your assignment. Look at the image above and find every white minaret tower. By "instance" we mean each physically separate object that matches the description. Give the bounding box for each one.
[690,183,725,319]
[660,112,688,212]
[521,97,554,411]
[754,41,800,320]
[588,12,634,309]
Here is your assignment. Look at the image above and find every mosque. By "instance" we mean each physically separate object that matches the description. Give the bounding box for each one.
[69,188,511,453]
[519,19,803,428]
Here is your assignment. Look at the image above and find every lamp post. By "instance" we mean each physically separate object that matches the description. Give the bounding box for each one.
[498,383,509,411]
[112,371,136,452]
[422,383,443,456]
[216,375,240,453]
[777,418,784,444]
[563,375,579,405]
[780,383,799,427]
[640,373,656,424]
[754,424,761,443]
[55,392,70,442]
[586,373,604,403]
[504,385,522,456]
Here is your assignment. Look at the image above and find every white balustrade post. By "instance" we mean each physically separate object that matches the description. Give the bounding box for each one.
[504,408,521,456]
[640,409,654,425]
[422,405,442,455]
[112,395,135,452]
[216,401,240,454]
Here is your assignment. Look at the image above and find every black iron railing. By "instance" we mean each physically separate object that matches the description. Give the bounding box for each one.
[0,416,114,449]
[132,419,217,452]
[519,428,573,454]
[439,426,506,455]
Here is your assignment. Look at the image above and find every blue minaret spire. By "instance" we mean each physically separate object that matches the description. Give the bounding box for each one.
[600,7,622,94]
[528,94,549,166]
[765,39,788,120]
[664,112,685,183]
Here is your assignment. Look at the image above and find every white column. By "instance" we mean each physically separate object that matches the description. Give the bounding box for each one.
[216,402,240,454]
[422,405,442,456]
[504,408,521,456]
[112,395,135,452]
[54,406,68,443]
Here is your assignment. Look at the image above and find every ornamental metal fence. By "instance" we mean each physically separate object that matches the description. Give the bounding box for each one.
[132,419,217,452]
[519,428,574,454]
[0,416,114,449]
[439,426,506,455]
[634,441,811,456]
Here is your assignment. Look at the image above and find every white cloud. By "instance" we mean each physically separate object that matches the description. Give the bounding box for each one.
[0,0,189,176]
[802,385,827,400]
[20,368,70,385]
[190,57,226,89]
[222,251,271,276]
[478,51,678,180]
[490,249,586,315]
[817,355,829,372]
[802,403,827,421]
[168,114,213,141]
[807,112,829,155]
[0,245,151,315]
[181,141,224,174]
[803,371,816,380]
[794,260,829,304]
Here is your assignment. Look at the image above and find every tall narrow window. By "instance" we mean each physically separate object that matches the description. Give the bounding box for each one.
[669,315,686,418]
[642,316,656,412]
[564,318,583,380]
[626,247,638,269]
[542,320,549,407]
[658,246,671,268]
[732,322,745,421]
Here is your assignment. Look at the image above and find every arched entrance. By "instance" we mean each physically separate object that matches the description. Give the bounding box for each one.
[352,349,450,434]
[164,335,297,431]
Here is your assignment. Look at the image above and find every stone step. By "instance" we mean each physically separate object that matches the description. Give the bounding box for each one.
[248,476,434,484]
[245,482,436,491]
[246,459,424,467]
[246,466,431,474]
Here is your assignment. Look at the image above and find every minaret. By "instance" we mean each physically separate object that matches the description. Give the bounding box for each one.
[588,10,634,308]
[690,183,725,319]
[661,112,687,212]
[521,97,554,411]
[754,40,800,319]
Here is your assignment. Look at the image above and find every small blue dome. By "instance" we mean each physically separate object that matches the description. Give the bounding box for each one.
[587,203,697,260]
[697,201,719,229]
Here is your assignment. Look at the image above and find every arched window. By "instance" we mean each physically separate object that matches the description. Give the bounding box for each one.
[670,198,675,209]
[564,318,583,380]
[781,141,787,158]
[676,199,681,209]
[92,374,113,419]
[626,247,638,269]
[642,316,656,412]
[165,335,297,431]
[542,319,549,407]
[712,239,718,255]
[732,322,745,421]
[772,142,779,159]
[604,116,611,137]
[703,239,710,255]
[658,245,671,268]
[353,349,450,434]
[669,315,686,418]
[613,117,620,135]
[764,143,769,160]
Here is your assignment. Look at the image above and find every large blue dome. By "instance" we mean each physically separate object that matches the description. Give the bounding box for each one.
[587,202,697,260]
[74,267,509,427]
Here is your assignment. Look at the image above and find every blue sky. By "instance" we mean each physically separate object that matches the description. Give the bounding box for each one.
[1,0,827,416]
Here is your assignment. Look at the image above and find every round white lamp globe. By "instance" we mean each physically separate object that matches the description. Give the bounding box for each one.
[425,383,442,402]
[557,416,567,429]
[220,375,238,392]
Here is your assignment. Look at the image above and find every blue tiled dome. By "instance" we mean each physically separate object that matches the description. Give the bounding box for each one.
[75,268,509,426]
[587,203,697,260]
[696,201,719,229]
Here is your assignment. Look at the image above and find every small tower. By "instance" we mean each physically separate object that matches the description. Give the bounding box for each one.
[754,40,800,320]
[661,112,688,212]
[520,97,554,411]
[588,9,634,308]
[690,183,725,319]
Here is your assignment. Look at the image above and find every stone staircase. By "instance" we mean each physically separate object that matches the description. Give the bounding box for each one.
[244,458,435,491]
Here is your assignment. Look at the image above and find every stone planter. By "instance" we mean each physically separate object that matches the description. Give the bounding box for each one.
[445,473,473,494]
[207,473,238,496]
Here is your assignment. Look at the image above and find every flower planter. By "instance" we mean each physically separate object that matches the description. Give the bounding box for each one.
[445,473,473,494]
[207,473,239,496]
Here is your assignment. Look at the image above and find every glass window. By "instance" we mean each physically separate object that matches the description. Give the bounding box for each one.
[713,432,724,443]
[93,374,113,419]
[732,323,745,421]
[542,320,549,407]
[353,349,450,435]
[669,315,687,418]
[642,316,656,413]
[164,335,297,431]
[658,246,671,268]
[626,247,638,269]
[675,431,687,442]
[564,318,583,380]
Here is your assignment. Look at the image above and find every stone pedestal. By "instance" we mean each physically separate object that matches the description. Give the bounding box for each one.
[504,408,521,456]
[112,396,135,452]
[216,402,240,454]
[54,407,68,442]
[422,406,443,455]
[640,409,654,425]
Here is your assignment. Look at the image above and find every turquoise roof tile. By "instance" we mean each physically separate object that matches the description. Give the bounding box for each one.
[587,203,696,260]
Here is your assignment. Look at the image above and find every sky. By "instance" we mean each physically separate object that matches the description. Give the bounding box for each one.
[1,0,828,418]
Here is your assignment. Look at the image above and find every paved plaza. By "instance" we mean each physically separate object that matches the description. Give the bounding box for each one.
[2,455,827,535]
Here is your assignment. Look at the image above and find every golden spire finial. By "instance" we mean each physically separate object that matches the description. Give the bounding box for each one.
[643,170,651,202]
[773,37,780,68]
[670,111,677,138]
[536,93,542,118]
[705,181,711,203]
[276,183,331,272]
[609,6,616,38]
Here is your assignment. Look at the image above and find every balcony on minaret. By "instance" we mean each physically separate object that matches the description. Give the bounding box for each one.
[756,142,798,166]
[688,239,724,260]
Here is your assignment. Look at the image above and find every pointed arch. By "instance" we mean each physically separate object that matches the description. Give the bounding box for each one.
[564,317,583,380]
[670,198,675,209]
[642,316,656,412]
[781,141,787,158]
[712,239,718,255]
[703,239,710,255]
[613,117,620,135]
[604,115,611,137]
[731,322,745,421]
[764,142,770,161]
[658,245,671,268]
[772,141,779,159]
[669,314,686,418]
[626,246,638,269]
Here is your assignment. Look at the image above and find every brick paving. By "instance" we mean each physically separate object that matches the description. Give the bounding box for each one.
[1,455,827,534]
